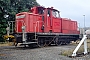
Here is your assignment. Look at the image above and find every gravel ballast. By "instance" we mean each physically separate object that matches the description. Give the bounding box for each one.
[0,45,90,60]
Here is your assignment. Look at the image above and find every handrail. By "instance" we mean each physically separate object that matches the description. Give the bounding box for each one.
[7,21,15,33]
[16,20,26,32]
[35,21,43,32]
[7,20,26,33]
[34,21,43,39]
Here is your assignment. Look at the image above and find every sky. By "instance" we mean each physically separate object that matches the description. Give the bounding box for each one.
[37,0,90,28]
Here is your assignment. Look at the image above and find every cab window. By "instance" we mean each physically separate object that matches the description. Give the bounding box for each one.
[47,9,50,16]
[38,7,44,14]
[52,10,60,18]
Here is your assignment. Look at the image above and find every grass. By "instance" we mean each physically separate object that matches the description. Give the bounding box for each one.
[61,39,90,56]
[0,42,14,46]
[61,50,73,56]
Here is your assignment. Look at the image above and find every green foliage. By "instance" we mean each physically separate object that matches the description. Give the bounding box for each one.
[0,0,40,42]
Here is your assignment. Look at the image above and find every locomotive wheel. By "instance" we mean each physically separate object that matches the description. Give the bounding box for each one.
[28,44,37,48]
[55,40,59,46]
[58,41,64,45]
[38,38,45,47]
[55,37,59,46]
[15,42,18,47]
[66,41,70,45]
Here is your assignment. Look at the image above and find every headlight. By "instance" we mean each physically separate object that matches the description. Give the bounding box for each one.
[22,26,25,30]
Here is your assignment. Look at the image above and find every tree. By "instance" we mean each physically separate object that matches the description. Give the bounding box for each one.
[0,0,40,42]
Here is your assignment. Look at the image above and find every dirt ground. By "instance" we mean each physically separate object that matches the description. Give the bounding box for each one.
[0,44,90,60]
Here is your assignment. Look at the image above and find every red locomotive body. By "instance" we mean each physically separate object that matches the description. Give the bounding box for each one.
[16,6,62,33]
[14,6,80,47]
[16,12,43,33]
[62,18,71,34]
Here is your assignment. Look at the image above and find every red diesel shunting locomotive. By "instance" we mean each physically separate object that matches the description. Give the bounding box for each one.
[8,6,80,47]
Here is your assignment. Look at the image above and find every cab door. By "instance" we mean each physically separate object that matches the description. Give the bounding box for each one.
[52,10,61,33]
[45,9,52,32]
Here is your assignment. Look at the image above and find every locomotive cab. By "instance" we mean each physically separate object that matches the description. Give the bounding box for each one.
[46,7,61,33]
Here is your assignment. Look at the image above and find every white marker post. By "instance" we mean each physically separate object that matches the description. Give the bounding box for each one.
[72,30,90,56]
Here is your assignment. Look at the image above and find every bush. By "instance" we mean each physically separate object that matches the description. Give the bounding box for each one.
[0,37,5,42]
